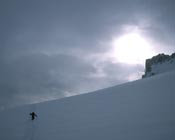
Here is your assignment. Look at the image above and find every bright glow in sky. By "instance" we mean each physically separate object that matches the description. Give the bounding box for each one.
[1,0,174,109]
[111,33,156,64]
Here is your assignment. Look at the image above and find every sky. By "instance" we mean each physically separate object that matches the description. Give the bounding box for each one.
[0,0,174,110]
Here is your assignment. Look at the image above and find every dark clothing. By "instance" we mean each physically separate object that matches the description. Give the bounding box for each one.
[30,112,37,120]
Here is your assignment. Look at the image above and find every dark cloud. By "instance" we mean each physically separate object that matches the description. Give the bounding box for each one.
[0,52,96,106]
[0,0,174,110]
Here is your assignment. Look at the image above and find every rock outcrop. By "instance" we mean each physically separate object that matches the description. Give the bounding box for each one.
[142,52,175,78]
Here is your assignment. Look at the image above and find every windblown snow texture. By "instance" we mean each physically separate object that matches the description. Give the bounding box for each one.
[0,71,175,140]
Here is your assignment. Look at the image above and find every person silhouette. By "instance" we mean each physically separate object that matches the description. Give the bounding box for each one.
[30,112,37,120]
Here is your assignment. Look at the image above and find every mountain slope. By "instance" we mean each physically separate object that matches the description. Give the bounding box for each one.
[0,71,175,140]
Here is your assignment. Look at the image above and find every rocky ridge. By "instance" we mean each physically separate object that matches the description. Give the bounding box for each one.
[142,52,175,78]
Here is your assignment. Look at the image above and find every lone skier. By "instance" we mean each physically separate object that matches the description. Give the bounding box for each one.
[30,112,37,120]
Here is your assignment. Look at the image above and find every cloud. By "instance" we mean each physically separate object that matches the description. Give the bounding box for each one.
[0,52,95,107]
[0,0,174,109]
[0,49,144,109]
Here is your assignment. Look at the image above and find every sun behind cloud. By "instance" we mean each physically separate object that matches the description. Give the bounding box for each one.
[111,32,156,64]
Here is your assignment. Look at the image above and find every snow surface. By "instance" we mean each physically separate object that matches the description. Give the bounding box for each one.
[0,71,175,140]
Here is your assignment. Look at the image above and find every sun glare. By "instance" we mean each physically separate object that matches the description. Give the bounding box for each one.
[111,33,155,64]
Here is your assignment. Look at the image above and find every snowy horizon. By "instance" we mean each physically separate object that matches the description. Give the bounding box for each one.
[0,68,174,140]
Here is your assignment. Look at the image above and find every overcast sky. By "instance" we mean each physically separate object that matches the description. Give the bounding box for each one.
[0,0,174,110]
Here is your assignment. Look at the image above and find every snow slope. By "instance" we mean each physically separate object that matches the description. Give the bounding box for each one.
[0,71,175,140]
